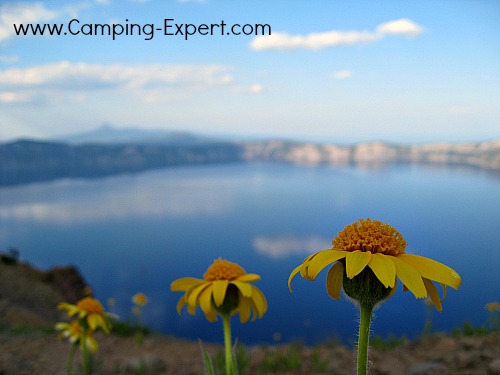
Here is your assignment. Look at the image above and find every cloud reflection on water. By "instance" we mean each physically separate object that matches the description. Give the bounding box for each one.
[253,234,331,258]
[0,175,236,223]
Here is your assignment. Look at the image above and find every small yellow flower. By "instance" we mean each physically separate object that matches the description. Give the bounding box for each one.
[171,258,267,322]
[55,321,98,352]
[485,302,500,312]
[58,296,116,333]
[289,219,461,311]
[132,293,148,306]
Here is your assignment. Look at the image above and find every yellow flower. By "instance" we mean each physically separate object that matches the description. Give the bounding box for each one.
[171,258,267,322]
[55,321,98,352]
[485,302,500,312]
[132,293,148,306]
[289,219,461,311]
[58,296,115,333]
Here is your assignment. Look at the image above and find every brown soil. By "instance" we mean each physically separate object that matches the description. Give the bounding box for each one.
[0,331,498,375]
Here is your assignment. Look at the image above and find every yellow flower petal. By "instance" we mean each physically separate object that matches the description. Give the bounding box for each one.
[299,253,317,279]
[397,254,461,290]
[187,282,211,307]
[170,277,203,291]
[345,250,372,279]
[368,253,396,288]
[326,261,344,300]
[441,283,447,299]
[176,296,187,315]
[87,314,99,331]
[84,335,99,353]
[58,302,80,317]
[199,286,218,322]
[232,281,253,298]
[391,256,427,298]
[249,285,267,318]
[187,303,196,315]
[212,280,229,307]
[423,278,442,312]
[238,296,251,323]
[248,299,260,322]
[236,274,261,282]
[288,264,303,292]
[307,249,348,279]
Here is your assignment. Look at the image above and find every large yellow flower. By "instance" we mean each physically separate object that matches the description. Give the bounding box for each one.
[171,258,267,322]
[58,296,115,333]
[289,219,461,311]
[55,321,98,352]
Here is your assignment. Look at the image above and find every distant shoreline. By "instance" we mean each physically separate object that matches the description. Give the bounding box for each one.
[1,138,498,186]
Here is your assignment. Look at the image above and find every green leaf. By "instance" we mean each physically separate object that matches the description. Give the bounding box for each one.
[199,340,215,375]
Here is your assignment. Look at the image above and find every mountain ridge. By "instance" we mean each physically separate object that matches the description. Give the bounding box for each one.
[1,137,498,186]
[60,123,217,145]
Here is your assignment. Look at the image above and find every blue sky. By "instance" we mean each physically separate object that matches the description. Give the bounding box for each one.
[0,0,498,143]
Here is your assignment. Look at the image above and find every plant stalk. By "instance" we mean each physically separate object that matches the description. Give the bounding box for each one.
[82,326,89,375]
[222,313,234,375]
[357,303,374,375]
[66,343,77,375]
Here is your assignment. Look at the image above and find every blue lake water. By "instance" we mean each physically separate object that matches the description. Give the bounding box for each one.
[0,163,499,345]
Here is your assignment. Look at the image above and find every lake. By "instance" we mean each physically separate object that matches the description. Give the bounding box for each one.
[0,163,498,345]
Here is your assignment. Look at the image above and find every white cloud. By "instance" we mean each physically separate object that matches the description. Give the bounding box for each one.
[253,234,330,258]
[376,18,424,37]
[332,70,352,80]
[250,18,424,51]
[0,91,31,103]
[248,83,263,94]
[0,2,59,42]
[0,61,237,104]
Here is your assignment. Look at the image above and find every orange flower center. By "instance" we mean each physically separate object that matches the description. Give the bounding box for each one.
[70,321,83,335]
[133,293,148,306]
[204,258,246,281]
[76,297,105,315]
[332,218,407,256]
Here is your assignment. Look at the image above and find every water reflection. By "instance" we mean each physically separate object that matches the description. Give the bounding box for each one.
[0,172,236,223]
[253,234,330,258]
[1,163,498,344]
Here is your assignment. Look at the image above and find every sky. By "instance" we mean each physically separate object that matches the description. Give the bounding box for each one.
[0,0,499,144]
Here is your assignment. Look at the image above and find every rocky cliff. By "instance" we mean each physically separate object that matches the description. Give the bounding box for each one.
[1,139,498,186]
[243,139,500,171]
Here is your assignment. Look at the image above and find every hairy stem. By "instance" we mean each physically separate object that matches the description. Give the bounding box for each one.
[222,313,234,375]
[357,303,374,375]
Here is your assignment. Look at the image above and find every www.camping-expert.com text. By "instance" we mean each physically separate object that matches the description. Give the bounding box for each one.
[13,18,272,41]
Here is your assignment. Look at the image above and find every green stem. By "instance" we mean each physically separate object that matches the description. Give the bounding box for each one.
[82,326,89,375]
[222,313,234,375]
[66,343,77,375]
[357,303,374,375]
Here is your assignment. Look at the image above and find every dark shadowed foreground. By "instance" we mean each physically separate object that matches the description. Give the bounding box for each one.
[0,331,499,375]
